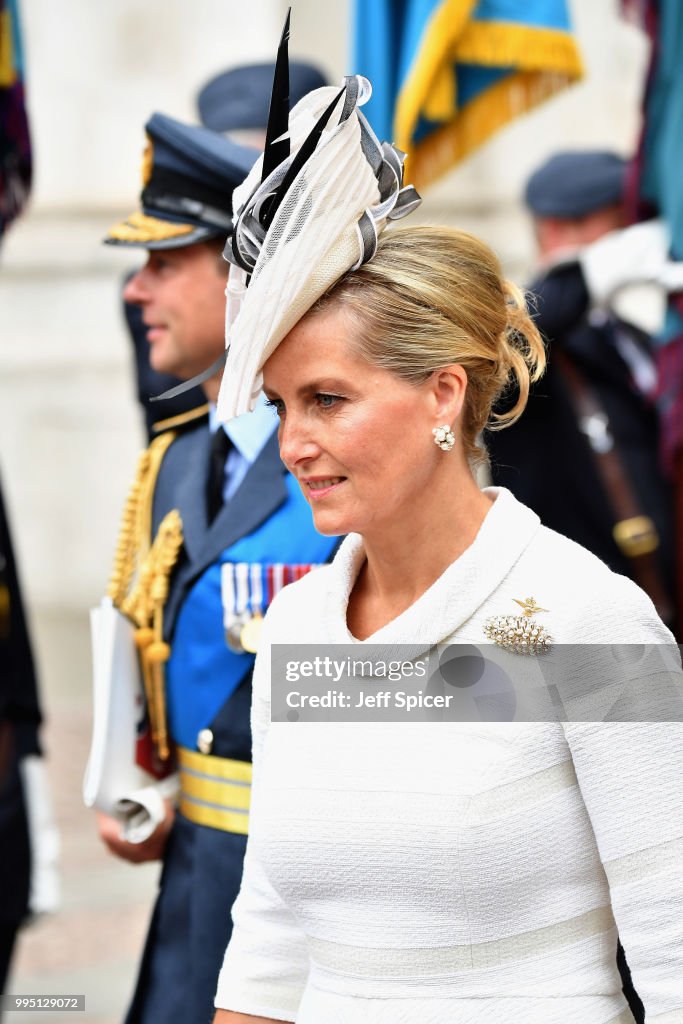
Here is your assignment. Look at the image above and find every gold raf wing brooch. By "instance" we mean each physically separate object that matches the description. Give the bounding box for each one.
[484,597,552,655]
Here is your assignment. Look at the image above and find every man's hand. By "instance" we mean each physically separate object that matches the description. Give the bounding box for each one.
[96,802,174,864]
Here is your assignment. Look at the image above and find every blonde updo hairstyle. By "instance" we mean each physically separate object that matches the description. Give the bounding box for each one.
[308,225,545,466]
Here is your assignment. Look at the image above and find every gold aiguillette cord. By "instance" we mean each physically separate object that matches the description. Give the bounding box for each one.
[107,433,182,762]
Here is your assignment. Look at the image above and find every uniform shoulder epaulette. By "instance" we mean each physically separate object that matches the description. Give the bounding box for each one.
[151,403,210,436]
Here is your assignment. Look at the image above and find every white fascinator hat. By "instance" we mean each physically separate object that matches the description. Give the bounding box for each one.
[214,11,422,422]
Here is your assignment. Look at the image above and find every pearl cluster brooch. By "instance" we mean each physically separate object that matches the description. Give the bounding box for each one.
[484,597,553,655]
[432,424,455,451]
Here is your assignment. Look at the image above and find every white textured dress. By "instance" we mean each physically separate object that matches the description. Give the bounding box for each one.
[215,488,683,1023]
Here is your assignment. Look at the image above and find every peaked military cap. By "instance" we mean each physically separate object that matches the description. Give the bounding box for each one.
[105,112,258,250]
[525,150,627,219]
[197,61,327,133]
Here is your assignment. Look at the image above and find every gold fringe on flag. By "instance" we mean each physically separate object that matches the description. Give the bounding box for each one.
[394,0,584,192]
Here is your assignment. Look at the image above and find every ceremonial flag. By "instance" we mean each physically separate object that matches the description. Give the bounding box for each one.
[626,0,683,635]
[352,0,583,190]
[627,0,683,468]
[632,0,683,262]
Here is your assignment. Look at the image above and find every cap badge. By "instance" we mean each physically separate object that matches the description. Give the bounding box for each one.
[141,138,154,187]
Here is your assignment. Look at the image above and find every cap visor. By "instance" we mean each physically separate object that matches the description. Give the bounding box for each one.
[104,210,215,249]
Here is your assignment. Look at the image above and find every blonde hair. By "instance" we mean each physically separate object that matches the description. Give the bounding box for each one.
[308,225,545,465]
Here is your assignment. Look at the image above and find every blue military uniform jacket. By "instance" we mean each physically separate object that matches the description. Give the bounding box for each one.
[125,410,338,1024]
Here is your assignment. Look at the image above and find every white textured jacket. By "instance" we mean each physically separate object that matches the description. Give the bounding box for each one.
[216,488,683,1024]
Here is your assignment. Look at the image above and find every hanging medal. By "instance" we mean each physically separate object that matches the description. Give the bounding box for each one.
[241,563,264,654]
[222,562,250,653]
[223,562,324,654]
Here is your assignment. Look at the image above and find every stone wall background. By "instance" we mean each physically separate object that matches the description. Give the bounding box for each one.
[1,0,648,618]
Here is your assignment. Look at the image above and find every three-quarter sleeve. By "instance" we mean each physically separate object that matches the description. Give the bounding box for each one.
[563,722,683,1018]
[214,597,310,1021]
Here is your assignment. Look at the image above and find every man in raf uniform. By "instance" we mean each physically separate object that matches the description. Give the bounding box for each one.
[95,112,339,1024]
[126,61,327,441]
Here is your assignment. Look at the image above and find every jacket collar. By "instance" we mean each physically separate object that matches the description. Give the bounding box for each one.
[325,487,541,652]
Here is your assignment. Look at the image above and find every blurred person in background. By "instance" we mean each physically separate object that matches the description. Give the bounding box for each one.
[0,477,37,993]
[489,150,676,636]
[0,477,59,999]
[488,148,683,1022]
[1,2,59,1004]
[0,0,31,241]
[94,107,339,1024]
[126,60,327,441]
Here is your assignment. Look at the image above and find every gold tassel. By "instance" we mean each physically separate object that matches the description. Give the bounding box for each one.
[125,510,183,761]
[146,639,171,761]
[148,510,183,761]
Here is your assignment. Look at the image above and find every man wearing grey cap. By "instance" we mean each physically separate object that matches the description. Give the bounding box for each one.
[489,149,676,636]
[197,60,326,146]
[94,110,339,1024]
[525,150,627,232]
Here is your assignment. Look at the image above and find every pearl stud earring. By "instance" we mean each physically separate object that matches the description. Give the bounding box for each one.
[432,424,455,451]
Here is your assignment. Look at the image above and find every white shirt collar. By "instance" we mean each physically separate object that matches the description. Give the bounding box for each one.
[208,394,277,464]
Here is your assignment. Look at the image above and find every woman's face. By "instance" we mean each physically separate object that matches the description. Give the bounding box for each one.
[263,308,463,539]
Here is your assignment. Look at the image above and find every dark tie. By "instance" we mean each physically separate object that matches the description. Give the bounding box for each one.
[207,428,232,523]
